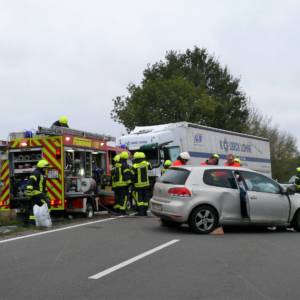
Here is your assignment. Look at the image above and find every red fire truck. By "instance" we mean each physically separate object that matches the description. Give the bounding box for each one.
[0,126,123,218]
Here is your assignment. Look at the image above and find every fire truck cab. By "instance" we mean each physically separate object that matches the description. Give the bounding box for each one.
[0,126,123,218]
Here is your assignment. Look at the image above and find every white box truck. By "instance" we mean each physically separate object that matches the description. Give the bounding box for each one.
[118,122,271,179]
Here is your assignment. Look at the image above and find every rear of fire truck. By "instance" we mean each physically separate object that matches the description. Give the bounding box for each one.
[1,127,121,219]
[6,133,65,216]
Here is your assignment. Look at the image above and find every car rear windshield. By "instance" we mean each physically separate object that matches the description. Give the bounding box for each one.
[158,168,190,185]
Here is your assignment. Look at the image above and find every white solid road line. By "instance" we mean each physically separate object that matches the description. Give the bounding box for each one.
[89,239,180,280]
[0,216,124,245]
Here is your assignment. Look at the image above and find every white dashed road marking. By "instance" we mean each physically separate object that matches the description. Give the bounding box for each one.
[89,239,180,280]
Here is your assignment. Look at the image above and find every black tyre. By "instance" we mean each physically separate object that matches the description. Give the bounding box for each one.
[189,205,218,234]
[160,219,181,227]
[292,210,300,232]
[85,202,94,218]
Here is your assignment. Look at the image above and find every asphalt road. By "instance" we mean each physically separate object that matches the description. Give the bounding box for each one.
[0,215,300,300]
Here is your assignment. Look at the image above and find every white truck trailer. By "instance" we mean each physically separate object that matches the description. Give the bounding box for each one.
[118,122,271,179]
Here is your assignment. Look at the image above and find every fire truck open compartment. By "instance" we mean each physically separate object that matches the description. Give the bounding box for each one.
[9,148,43,209]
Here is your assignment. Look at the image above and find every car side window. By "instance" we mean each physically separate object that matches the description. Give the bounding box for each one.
[240,171,281,194]
[203,170,237,189]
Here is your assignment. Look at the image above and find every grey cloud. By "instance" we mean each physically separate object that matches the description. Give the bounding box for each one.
[0,0,299,147]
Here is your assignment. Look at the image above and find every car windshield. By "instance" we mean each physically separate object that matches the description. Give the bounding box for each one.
[158,168,190,185]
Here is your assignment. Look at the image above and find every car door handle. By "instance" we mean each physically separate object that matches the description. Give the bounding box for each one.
[249,196,257,200]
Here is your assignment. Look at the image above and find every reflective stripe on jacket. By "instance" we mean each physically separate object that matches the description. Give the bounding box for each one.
[112,162,132,188]
[25,169,47,197]
[132,161,150,189]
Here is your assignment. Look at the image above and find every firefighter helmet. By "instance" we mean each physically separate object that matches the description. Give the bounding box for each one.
[59,116,68,125]
[179,152,190,160]
[164,160,172,167]
[120,151,129,160]
[113,154,120,162]
[133,152,141,159]
[37,159,50,168]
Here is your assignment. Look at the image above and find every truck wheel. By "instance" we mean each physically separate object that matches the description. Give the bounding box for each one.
[85,202,94,218]
[189,205,218,234]
[292,210,300,232]
[160,219,181,227]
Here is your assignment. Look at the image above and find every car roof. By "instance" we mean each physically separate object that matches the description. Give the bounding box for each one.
[170,165,254,173]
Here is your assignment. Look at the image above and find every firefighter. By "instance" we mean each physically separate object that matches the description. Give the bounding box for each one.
[172,152,190,166]
[25,159,50,223]
[295,167,300,193]
[112,151,132,215]
[111,154,121,213]
[200,154,220,166]
[224,153,235,166]
[161,160,172,175]
[51,116,69,128]
[132,152,151,216]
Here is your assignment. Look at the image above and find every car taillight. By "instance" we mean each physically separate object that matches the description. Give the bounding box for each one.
[168,187,192,197]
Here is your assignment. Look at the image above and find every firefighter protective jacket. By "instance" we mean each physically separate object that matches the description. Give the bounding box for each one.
[25,168,47,197]
[132,160,150,189]
[112,161,132,188]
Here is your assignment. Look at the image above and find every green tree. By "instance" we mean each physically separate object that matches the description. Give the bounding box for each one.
[111,47,249,132]
[246,107,300,181]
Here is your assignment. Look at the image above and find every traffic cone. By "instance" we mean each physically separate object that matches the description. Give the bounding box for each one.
[211,226,224,235]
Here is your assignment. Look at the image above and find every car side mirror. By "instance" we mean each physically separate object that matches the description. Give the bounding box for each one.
[287,185,296,195]
[282,185,296,195]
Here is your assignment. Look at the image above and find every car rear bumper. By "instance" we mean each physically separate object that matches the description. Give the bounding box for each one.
[150,197,189,223]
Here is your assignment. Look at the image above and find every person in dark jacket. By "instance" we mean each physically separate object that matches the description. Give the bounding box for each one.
[51,116,69,128]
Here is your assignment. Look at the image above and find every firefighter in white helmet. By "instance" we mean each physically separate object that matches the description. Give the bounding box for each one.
[172,152,190,166]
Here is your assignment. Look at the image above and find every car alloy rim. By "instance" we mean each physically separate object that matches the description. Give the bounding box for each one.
[195,209,214,231]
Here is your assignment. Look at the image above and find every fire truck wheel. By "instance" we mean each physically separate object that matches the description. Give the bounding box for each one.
[85,202,94,218]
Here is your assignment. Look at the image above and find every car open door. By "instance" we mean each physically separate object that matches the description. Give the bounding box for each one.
[240,171,290,223]
[203,169,241,222]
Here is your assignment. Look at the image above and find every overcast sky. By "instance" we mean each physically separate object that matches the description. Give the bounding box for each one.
[0,0,299,146]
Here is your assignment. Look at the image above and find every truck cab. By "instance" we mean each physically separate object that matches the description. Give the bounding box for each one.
[118,125,181,180]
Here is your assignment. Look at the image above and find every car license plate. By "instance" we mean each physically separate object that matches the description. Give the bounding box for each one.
[152,203,162,211]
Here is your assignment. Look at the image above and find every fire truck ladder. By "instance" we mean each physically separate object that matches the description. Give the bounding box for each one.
[36,126,116,142]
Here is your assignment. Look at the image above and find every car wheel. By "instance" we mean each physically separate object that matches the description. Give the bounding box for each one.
[292,210,300,232]
[85,202,94,218]
[160,219,181,227]
[189,205,218,234]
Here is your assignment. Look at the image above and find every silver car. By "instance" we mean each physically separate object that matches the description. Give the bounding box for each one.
[150,166,300,234]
